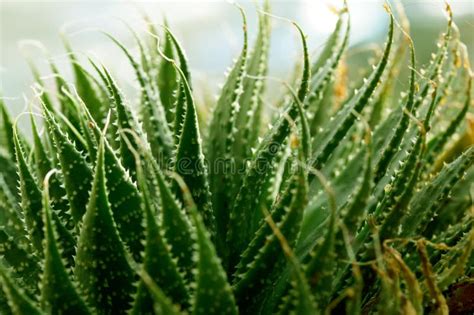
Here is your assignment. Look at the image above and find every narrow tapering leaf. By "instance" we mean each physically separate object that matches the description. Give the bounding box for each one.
[310,14,393,171]
[130,161,188,314]
[13,128,43,254]
[174,63,215,237]
[227,22,310,269]
[187,191,238,315]
[106,33,174,166]
[0,265,44,315]
[74,138,135,314]
[39,172,90,314]
[42,104,93,224]
[207,7,248,251]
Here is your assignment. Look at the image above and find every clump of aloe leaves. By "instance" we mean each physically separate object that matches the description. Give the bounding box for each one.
[0,0,473,314]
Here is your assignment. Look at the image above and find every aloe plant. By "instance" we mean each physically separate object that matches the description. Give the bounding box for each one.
[1,1,473,314]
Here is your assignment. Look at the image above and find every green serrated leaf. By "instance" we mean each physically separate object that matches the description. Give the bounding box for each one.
[401,146,474,237]
[427,77,471,167]
[140,271,184,315]
[186,189,238,315]
[227,21,310,271]
[79,106,145,262]
[39,172,90,314]
[152,159,195,284]
[94,61,143,180]
[158,23,179,125]
[0,264,44,315]
[0,101,16,159]
[0,230,40,296]
[42,104,93,224]
[308,9,349,134]
[48,61,82,131]
[130,160,188,314]
[0,175,25,245]
[30,114,71,228]
[207,7,248,254]
[164,28,192,143]
[63,37,107,125]
[233,161,307,312]
[174,63,215,238]
[373,43,416,183]
[0,149,19,200]
[13,128,43,254]
[105,33,174,167]
[233,1,271,166]
[310,14,393,172]
[74,137,135,314]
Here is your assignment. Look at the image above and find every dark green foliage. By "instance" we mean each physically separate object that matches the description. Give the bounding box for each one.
[39,172,90,314]
[74,139,135,314]
[0,2,472,315]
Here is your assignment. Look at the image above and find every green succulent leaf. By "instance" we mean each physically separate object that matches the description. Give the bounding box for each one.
[130,160,188,314]
[39,171,90,314]
[42,104,93,224]
[401,145,474,237]
[207,6,249,253]
[0,101,16,160]
[30,114,71,227]
[63,37,107,125]
[233,160,308,312]
[74,137,135,314]
[227,21,310,271]
[83,110,145,261]
[158,24,179,125]
[153,160,195,284]
[105,33,174,167]
[173,62,215,238]
[140,271,184,315]
[233,0,271,170]
[185,188,238,315]
[0,149,19,200]
[0,264,44,315]
[0,230,40,296]
[310,14,393,171]
[307,8,349,134]
[13,128,44,254]
[0,174,25,245]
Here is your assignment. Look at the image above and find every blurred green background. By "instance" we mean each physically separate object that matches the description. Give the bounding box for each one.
[1,0,473,117]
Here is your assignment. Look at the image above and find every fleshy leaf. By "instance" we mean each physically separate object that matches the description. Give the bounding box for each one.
[74,137,135,313]
[82,109,145,261]
[42,104,93,224]
[401,146,474,237]
[227,21,310,270]
[13,128,43,254]
[63,37,106,125]
[158,23,179,125]
[39,171,90,314]
[207,7,248,252]
[30,114,71,226]
[310,14,393,171]
[182,186,238,315]
[152,158,195,283]
[140,271,184,315]
[173,61,215,238]
[105,33,174,167]
[0,230,40,296]
[0,265,44,315]
[232,161,307,313]
[0,101,16,159]
[130,160,188,314]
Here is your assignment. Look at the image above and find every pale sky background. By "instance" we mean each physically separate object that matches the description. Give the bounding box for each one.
[1,0,473,117]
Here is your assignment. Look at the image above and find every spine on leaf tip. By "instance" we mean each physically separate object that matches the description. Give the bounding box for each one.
[226,17,310,274]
